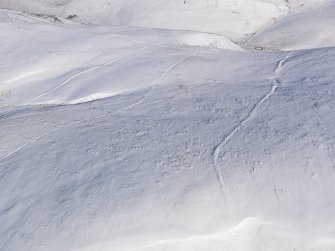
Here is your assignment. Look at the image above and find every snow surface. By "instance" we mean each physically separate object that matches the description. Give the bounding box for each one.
[0,0,290,40]
[244,0,335,50]
[1,1,335,251]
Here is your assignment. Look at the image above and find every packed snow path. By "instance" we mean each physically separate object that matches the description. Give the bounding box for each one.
[211,51,295,197]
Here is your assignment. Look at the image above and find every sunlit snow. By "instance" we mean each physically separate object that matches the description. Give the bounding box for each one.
[1,1,335,251]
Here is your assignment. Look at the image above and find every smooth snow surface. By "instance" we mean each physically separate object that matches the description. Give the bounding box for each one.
[0,0,290,40]
[245,0,335,50]
[1,1,335,251]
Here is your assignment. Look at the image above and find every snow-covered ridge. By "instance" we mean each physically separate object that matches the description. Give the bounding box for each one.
[244,0,335,50]
[0,0,290,41]
[1,0,334,50]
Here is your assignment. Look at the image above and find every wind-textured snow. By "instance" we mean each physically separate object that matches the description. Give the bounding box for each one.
[1,1,335,251]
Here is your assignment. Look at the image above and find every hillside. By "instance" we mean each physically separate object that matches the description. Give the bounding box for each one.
[1,1,335,251]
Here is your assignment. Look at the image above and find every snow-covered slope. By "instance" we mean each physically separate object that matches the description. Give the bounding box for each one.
[245,0,335,50]
[1,1,335,251]
[2,42,335,251]
[0,0,290,40]
[1,0,333,50]
[0,10,240,106]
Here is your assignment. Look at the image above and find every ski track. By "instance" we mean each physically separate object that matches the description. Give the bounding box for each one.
[7,12,55,24]
[0,110,109,166]
[124,51,202,110]
[0,127,59,165]
[211,51,293,198]
[274,51,294,74]
[0,104,65,121]
[32,45,151,102]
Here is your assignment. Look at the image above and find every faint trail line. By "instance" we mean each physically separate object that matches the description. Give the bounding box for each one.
[153,51,202,86]
[0,110,15,119]
[7,12,54,24]
[0,110,112,165]
[32,45,150,102]
[211,51,293,197]
[0,105,59,120]
[274,51,294,74]
[0,127,59,164]
[125,51,202,110]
